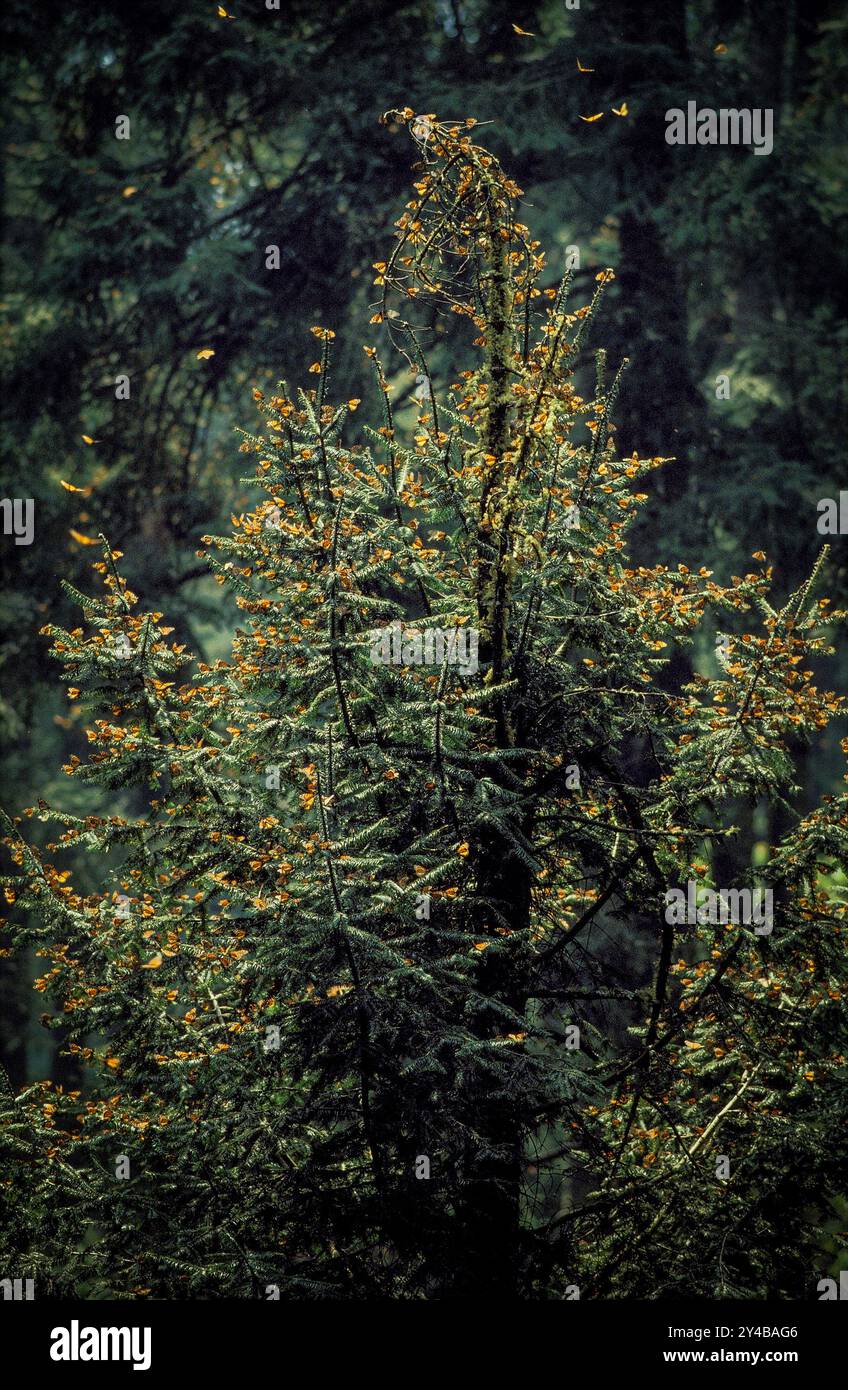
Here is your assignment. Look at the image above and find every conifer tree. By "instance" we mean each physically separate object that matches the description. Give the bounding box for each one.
[2,111,846,1300]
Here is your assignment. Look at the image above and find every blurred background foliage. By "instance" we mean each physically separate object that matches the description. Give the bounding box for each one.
[1,0,846,1088]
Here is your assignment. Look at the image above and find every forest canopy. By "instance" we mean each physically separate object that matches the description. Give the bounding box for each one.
[1,0,846,1304]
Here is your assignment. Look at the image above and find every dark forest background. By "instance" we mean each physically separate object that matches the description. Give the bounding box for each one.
[1,0,846,1091]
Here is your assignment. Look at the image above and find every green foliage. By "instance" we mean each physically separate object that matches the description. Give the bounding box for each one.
[2,116,846,1299]
[3,0,847,1101]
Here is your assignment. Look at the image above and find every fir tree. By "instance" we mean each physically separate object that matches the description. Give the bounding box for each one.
[2,111,846,1300]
